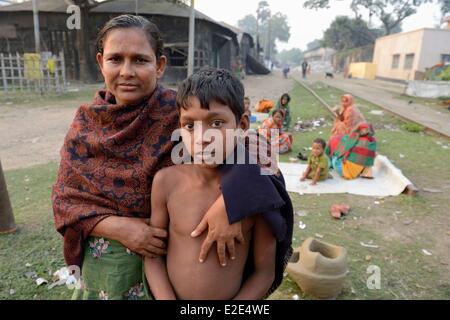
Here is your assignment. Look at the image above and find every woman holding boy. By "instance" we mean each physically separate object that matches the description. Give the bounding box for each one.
[52,15,292,300]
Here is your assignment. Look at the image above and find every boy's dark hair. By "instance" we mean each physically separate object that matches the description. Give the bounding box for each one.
[280,93,291,105]
[313,138,326,149]
[176,68,245,122]
[96,15,164,60]
[244,96,250,101]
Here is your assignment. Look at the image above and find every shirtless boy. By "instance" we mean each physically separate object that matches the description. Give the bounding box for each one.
[144,68,277,300]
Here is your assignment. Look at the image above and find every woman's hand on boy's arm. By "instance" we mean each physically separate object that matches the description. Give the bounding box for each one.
[191,194,245,267]
[91,216,167,258]
[121,169,170,258]
[233,216,276,300]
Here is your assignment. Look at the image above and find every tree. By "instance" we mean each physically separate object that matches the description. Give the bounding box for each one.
[261,12,290,59]
[256,1,271,25]
[239,2,290,61]
[276,48,303,66]
[438,0,450,16]
[255,1,271,56]
[268,12,290,43]
[307,39,323,51]
[304,0,433,35]
[238,14,258,38]
[0,160,16,234]
[322,16,378,50]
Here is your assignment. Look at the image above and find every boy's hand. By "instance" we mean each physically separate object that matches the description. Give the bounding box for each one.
[191,195,245,267]
[300,175,306,181]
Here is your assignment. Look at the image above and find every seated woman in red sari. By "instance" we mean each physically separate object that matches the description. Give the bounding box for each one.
[331,94,365,136]
[258,109,293,154]
[326,123,377,180]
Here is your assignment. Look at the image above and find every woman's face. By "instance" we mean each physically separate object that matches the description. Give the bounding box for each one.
[281,97,288,106]
[273,112,283,127]
[341,95,352,108]
[96,27,167,106]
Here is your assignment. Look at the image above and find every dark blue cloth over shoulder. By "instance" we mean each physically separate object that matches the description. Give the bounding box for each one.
[219,147,294,296]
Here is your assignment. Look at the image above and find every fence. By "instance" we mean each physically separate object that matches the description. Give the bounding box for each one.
[0,51,66,94]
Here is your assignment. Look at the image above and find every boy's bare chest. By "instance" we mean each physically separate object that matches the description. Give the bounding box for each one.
[166,184,221,235]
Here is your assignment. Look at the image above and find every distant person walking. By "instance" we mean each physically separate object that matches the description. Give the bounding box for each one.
[282,66,290,79]
[301,60,309,79]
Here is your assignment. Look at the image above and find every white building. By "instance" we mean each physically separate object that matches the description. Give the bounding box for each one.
[372,28,450,81]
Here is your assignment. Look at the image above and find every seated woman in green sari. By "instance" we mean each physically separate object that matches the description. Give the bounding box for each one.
[275,93,292,131]
[52,15,292,300]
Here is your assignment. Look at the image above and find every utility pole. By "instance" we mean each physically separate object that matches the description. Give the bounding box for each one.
[135,0,138,15]
[32,0,40,53]
[268,15,272,64]
[256,10,260,62]
[187,0,195,76]
[0,160,16,234]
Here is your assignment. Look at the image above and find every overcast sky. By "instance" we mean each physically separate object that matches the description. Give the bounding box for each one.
[196,0,443,51]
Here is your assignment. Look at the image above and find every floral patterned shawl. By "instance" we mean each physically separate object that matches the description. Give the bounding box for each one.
[52,85,179,267]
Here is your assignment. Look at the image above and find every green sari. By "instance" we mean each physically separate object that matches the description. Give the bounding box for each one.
[275,100,291,131]
[72,237,152,300]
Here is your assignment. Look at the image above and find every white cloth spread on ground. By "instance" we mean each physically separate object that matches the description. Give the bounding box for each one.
[278,155,412,197]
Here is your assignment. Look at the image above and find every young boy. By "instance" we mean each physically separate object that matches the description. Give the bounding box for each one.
[300,138,329,185]
[144,69,279,300]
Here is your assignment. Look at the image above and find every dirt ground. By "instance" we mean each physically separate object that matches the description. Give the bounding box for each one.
[0,72,294,171]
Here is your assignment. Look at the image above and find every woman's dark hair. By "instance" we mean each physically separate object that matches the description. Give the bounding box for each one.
[96,14,164,59]
[280,93,291,105]
[176,68,245,122]
[272,109,284,117]
[313,138,326,149]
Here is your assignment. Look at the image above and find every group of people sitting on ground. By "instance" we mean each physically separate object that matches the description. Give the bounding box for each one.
[251,91,376,184]
[256,93,294,155]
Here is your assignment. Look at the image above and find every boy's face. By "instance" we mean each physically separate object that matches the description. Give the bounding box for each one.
[179,96,249,168]
[311,142,324,157]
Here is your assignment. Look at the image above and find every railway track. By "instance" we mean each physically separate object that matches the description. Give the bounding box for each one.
[297,79,450,139]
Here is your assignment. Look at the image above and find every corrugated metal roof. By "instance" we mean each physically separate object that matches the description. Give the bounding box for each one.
[0,0,81,12]
[91,0,217,24]
[0,0,237,35]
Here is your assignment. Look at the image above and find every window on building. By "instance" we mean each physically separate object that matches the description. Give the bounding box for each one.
[164,47,187,67]
[194,50,209,68]
[391,54,400,69]
[404,54,414,70]
[442,54,450,64]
